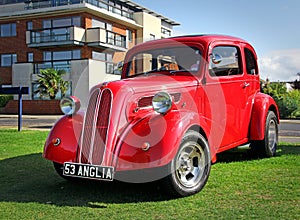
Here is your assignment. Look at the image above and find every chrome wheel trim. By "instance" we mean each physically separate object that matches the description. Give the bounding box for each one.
[268,119,277,152]
[175,141,206,188]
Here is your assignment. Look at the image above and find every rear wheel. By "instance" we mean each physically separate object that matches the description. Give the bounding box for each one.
[163,130,211,197]
[250,111,278,157]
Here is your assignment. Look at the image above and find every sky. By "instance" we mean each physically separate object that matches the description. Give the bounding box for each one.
[133,0,300,81]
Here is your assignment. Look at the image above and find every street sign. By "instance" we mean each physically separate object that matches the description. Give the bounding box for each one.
[0,86,29,131]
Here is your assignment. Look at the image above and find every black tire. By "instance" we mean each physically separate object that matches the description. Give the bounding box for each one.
[162,130,211,197]
[250,111,278,157]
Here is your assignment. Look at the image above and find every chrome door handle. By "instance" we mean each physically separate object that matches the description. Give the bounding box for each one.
[243,82,250,88]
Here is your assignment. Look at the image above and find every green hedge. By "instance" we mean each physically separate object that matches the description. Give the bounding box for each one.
[0,95,13,108]
[261,81,300,118]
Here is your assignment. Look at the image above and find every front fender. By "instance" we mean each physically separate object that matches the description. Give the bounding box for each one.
[43,112,84,164]
[114,110,201,171]
[249,93,280,140]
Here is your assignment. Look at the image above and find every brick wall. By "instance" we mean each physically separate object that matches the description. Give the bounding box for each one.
[4,100,62,115]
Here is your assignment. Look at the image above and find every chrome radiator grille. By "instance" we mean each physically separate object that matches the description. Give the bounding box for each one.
[79,88,112,165]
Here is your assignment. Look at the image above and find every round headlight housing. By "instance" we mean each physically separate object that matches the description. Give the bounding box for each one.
[152,92,172,114]
[60,96,81,116]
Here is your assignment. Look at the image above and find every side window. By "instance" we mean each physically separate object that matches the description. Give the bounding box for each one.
[245,48,258,75]
[209,46,241,77]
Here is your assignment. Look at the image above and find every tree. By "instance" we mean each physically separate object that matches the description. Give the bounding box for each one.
[34,68,69,100]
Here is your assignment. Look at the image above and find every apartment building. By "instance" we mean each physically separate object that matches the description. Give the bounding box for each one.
[0,0,179,113]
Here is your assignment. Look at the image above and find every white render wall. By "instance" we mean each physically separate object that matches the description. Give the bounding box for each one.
[134,12,162,44]
[12,63,33,100]
[12,59,120,105]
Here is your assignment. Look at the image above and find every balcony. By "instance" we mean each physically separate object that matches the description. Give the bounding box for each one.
[86,28,127,51]
[26,26,85,48]
[26,26,126,51]
[24,0,134,20]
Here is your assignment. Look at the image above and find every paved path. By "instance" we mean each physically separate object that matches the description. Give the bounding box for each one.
[0,114,299,144]
[279,120,300,144]
[0,114,61,130]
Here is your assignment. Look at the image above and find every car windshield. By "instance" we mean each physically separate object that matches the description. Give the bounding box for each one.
[126,46,202,77]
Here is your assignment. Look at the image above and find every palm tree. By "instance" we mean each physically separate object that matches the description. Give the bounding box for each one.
[34,68,69,100]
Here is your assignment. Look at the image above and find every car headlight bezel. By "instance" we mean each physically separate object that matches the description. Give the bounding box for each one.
[60,96,81,116]
[152,92,173,114]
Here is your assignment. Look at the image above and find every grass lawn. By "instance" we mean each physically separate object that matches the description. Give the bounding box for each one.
[0,129,299,220]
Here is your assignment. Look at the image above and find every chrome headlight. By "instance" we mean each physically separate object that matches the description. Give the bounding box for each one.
[152,92,172,114]
[60,96,81,116]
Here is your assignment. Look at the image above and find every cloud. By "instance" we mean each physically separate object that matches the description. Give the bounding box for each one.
[259,49,300,81]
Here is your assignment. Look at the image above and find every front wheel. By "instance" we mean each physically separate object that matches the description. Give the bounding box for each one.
[162,130,211,197]
[250,111,278,157]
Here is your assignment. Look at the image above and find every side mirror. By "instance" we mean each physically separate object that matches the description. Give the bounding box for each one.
[212,53,222,64]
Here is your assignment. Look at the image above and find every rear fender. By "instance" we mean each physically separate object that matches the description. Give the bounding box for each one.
[43,112,84,164]
[249,93,280,140]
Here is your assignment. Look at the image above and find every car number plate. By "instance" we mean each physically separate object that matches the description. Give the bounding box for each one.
[63,162,114,181]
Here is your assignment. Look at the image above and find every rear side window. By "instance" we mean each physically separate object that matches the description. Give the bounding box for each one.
[209,46,242,77]
[245,48,258,75]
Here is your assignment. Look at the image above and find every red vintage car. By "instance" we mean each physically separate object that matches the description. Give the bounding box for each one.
[43,35,279,197]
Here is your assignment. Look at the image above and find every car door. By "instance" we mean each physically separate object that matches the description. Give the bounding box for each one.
[204,42,251,151]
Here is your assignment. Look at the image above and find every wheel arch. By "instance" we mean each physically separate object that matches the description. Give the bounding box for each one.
[249,93,280,141]
[185,124,217,163]
[187,125,208,141]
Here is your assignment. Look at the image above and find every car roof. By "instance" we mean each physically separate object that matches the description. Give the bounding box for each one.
[137,34,248,48]
[171,34,245,42]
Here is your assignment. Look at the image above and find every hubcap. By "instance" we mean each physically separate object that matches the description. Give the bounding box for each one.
[268,119,277,151]
[175,142,206,188]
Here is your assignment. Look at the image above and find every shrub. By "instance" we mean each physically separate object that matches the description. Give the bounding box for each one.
[261,80,300,118]
[0,95,13,107]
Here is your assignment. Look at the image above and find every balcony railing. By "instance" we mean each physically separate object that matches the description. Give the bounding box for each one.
[85,0,134,20]
[107,30,126,48]
[30,27,70,44]
[24,0,134,20]
[27,26,85,47]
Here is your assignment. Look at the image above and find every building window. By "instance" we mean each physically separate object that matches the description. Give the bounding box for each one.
[126,29,133,42]
[92,51,114,74]
[43,16,81,29]
[0,23,16,37]
[36,50,80,74]
[27,21,33,31]
[96,0,134,20]
[1,54,17,67]
[27,52,33,62]
[92,18,112,31]
[161,27,171,36]
[92,51,106,61]
[43,50,81,61]
[92,51,112,62]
